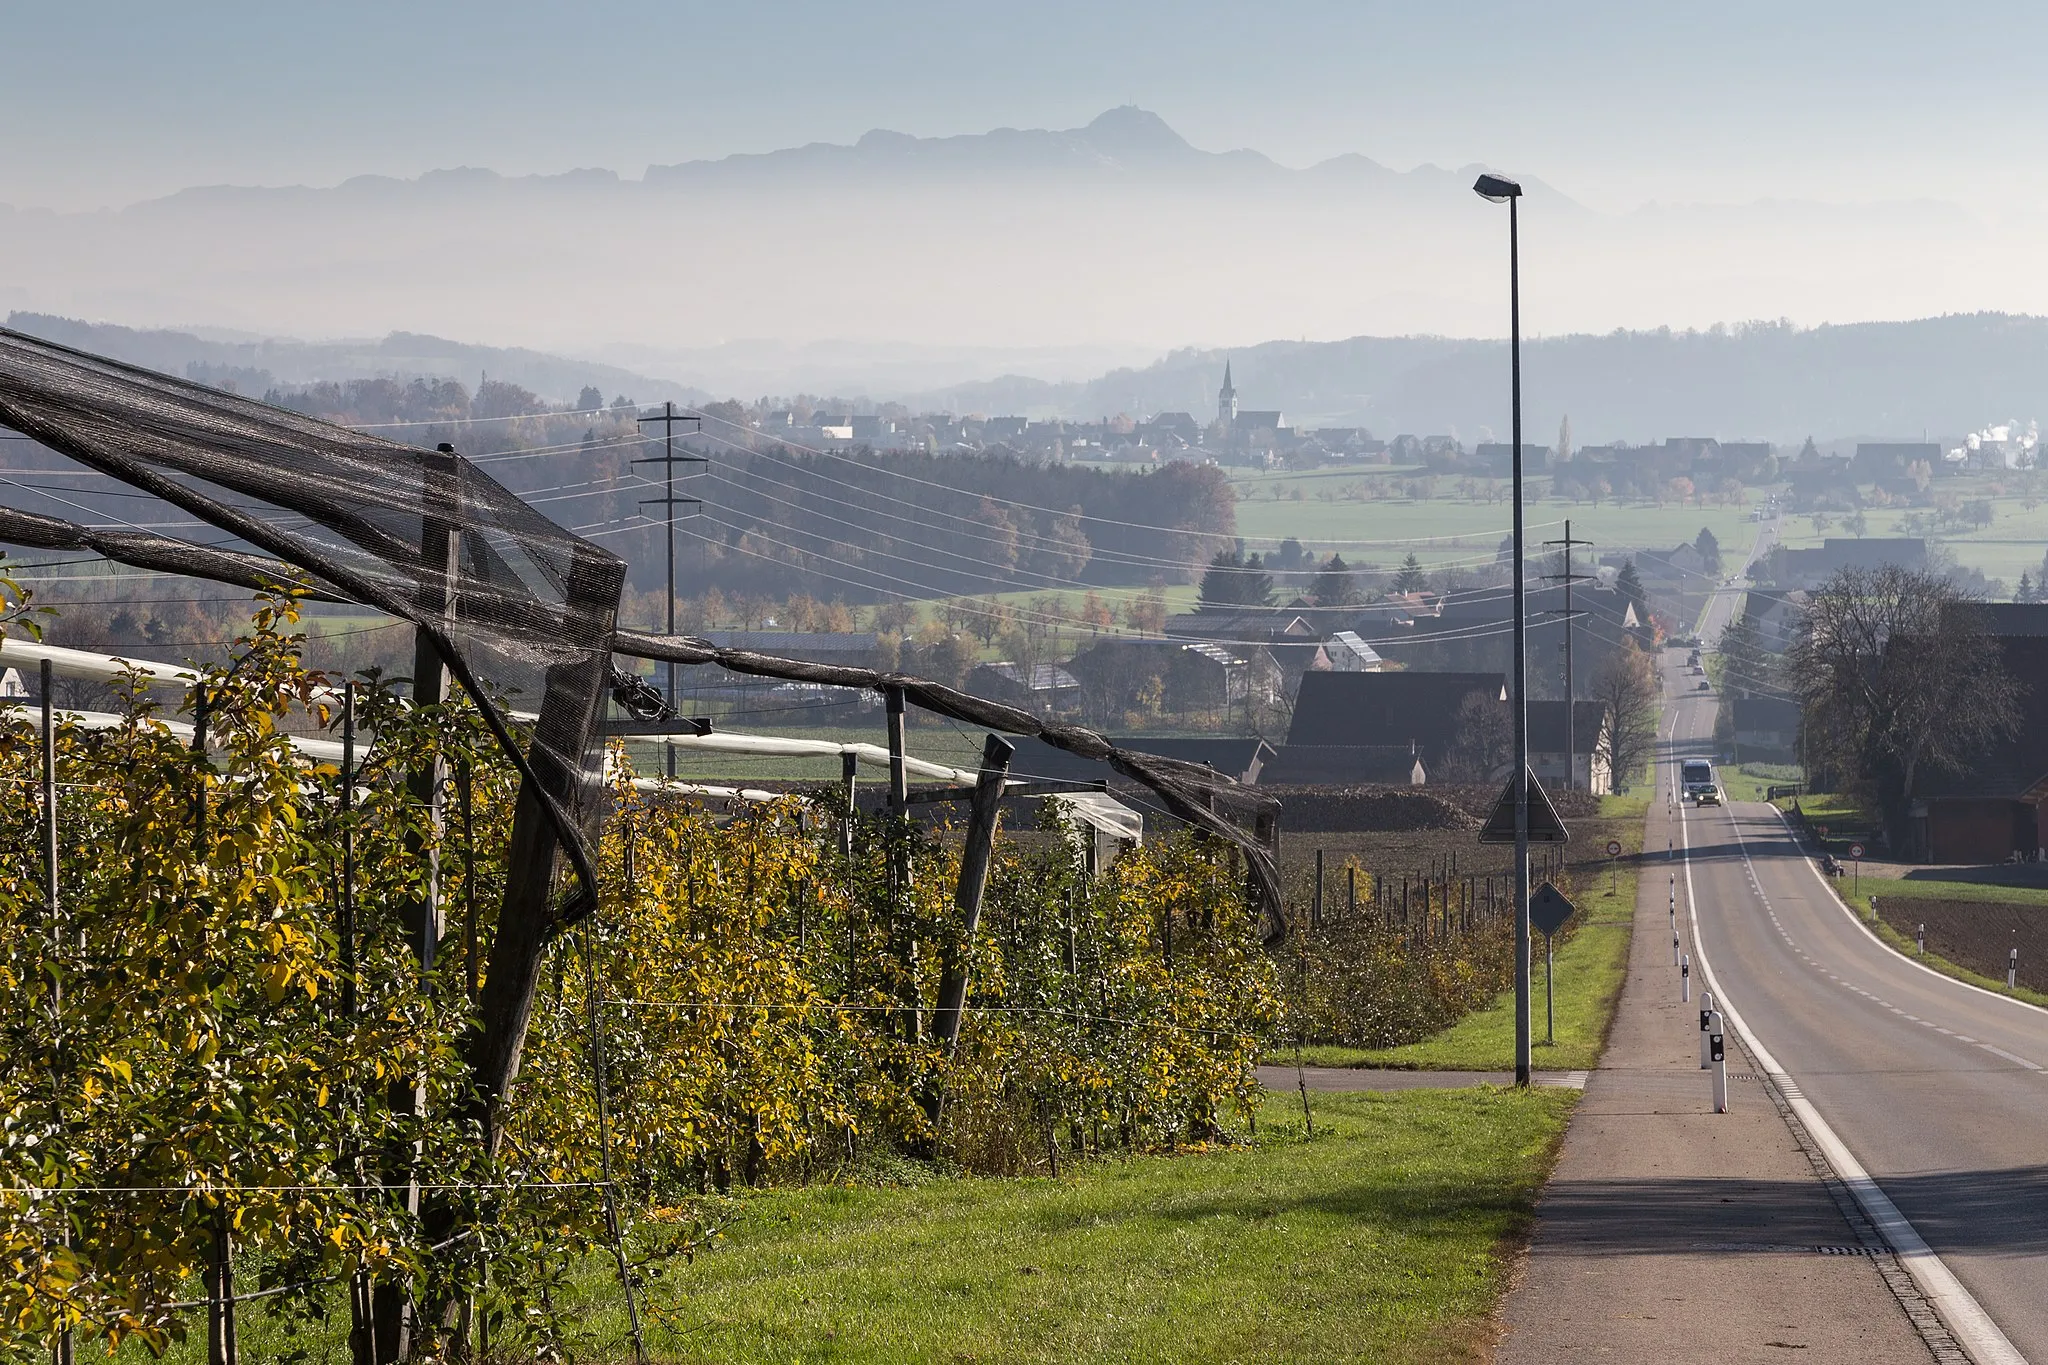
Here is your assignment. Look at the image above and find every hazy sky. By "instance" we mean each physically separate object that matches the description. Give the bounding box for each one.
[8,0,2048,215]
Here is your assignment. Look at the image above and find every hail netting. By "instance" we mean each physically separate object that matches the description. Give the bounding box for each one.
[0,326,625,916]
[613,629,1288,942]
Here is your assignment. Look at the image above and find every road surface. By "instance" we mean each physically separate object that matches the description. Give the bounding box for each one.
[1671,653,2048,1360]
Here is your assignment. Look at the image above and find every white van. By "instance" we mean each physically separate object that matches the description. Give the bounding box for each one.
[1681,759,1720,806]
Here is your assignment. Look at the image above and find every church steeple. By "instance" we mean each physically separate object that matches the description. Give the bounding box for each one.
[1218,358,1238,426]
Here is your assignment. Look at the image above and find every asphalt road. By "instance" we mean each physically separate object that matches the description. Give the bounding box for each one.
[1669,660,2048,1358]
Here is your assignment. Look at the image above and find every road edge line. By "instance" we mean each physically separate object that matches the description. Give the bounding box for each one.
[1767,806,2048,1020]
[1682,787,2027,1365]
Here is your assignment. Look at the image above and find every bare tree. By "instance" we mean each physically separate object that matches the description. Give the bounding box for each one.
[1591,640,1658,790]
[1785,565,2021,841]
[1442,690,1512,782]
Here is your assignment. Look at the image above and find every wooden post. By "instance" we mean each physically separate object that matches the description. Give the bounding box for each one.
[884,687,918,1043]
[1347,865,1356,924]
[1312,848,1324,930]
[838,751,857,859]
[930,735,1014,1060]
[207,1205,237,1365]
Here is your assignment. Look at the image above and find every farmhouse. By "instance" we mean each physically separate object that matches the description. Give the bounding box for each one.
[1909,605,2048,863]
[1264,670,1507,785]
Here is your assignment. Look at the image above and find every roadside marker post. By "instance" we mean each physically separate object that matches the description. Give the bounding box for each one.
[1708,1009,1728,1113]
[1681,952,1690,1002]
[1917,923,1925,955]
[2009,948,2019,992]
[1699,991,1715,1069]
[1673,930,1681,966]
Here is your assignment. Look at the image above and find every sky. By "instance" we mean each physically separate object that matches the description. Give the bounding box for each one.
[8,0,2048,216]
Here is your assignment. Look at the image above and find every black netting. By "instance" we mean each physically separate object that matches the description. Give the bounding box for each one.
[613,630,1286,940]
[0,326,1283,939]
[0,327,624,917]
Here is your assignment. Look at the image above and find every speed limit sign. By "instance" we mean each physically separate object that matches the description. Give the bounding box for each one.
[1850,843,1865,859]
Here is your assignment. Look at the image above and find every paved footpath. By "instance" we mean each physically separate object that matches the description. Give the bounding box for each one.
[1493,791,1939,1363]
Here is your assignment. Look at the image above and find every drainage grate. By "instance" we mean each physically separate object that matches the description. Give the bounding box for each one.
[1691,1242,1894,1256]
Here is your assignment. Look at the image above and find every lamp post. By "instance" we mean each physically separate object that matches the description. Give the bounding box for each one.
[1474,171,1532,1087]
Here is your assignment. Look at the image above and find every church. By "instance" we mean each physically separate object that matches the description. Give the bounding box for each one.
[1216,360,1287,450]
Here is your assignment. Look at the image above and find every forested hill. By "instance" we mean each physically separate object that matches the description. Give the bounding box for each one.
[928,313,2048,446]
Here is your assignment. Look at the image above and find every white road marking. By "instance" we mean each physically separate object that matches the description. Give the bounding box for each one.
[1674,725,2027,1365]
[1978,1044,2044,1072]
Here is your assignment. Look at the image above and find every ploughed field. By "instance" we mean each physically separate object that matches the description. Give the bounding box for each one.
[1876,896,2048,992]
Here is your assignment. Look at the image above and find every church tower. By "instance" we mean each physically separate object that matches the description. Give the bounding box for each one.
[1217,359,1238,427]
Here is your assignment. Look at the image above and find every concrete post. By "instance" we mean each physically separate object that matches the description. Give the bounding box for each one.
[1699,991,1715,1069]
[1708,1009,1727,1113]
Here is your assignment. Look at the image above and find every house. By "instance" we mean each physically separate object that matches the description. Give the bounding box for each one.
[968,661,1082,713]
[1164,609,1328,681]
[1731,697,1802,762]
[1908,607,2048,862]
[1768,538,1926,587]
[1852,442,1941,479]
[1528,699,1612,795]
[1264,670,1508,785]
[984,416,1031,441]
[1064,638,1282,720]
[1738,590,1808,654]
[1322,631,1384,672]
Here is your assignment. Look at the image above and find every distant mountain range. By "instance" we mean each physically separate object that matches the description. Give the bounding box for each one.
[3,313,699,408]
[0,108,2014,373]
[921,313,2048,445]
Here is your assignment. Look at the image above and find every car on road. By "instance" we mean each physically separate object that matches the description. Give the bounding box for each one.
[1681,758,1721,805]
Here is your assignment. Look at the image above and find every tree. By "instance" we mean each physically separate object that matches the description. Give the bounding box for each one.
[1785,565,2022,843]
[1591,641,1658,789]
[1124,587,1168,635]
[575,384,604,411]
[1843,510,1869,538]
[1556,414,1573,465]
[2018,572,2036,605]
[1310,553,1362,607]
[1614,560,1649,626]
[1442,690,1512,781]
[1197,548,1275,608]
[1799,435,1820,462]
[1715,614,1774,701]
[1694,527,1722,576]
[1393,552,1427,595]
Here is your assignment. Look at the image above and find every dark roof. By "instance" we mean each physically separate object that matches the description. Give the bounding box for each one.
[1972,604,2048,637]
[1261,744,1424,786]
[1001,734,1272,786]
[1286,670,1506,751]
[1527,700,1607,755]
[1732,697,1802,728]
[1919,634,2048,803]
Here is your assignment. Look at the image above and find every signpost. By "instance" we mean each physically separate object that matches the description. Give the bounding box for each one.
[1529,881,1576,1045]
[1849,842,1864,898]
[1606,838,1622,895]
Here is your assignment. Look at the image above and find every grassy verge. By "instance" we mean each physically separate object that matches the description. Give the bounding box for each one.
[1290,834,1639,1072]
[142,1089,1576,1365]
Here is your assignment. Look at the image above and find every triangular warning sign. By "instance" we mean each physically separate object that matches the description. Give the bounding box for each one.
[1477,767,1570,844]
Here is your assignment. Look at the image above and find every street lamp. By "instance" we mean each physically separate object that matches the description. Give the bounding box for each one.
[1474,170,1533,1088]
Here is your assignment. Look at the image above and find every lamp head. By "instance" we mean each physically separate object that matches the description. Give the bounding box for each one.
[1473,173,1523,203]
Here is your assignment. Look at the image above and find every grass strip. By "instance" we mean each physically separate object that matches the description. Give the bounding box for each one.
[136,1090,1578,1365]
[605,1088,1577,1364]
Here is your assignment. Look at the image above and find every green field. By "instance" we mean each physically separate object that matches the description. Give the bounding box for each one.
[1226,474,1763,566]
[136,1089,1574,1365]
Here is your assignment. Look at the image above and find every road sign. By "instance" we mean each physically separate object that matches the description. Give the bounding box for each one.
[1607,839,1623,857]
[1529,881,1576,936]
[1477,767,1570,844]
[1849,843,1865,859]
[1817,825,1829,837]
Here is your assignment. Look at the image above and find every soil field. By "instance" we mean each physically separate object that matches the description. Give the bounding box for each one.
[1875,897,2048,993]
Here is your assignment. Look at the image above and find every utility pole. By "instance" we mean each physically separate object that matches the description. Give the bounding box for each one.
[635,402,705,777]
[1543,520,1594,790]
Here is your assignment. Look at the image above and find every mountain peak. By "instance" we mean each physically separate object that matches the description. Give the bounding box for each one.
[1081,106,1191,155]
